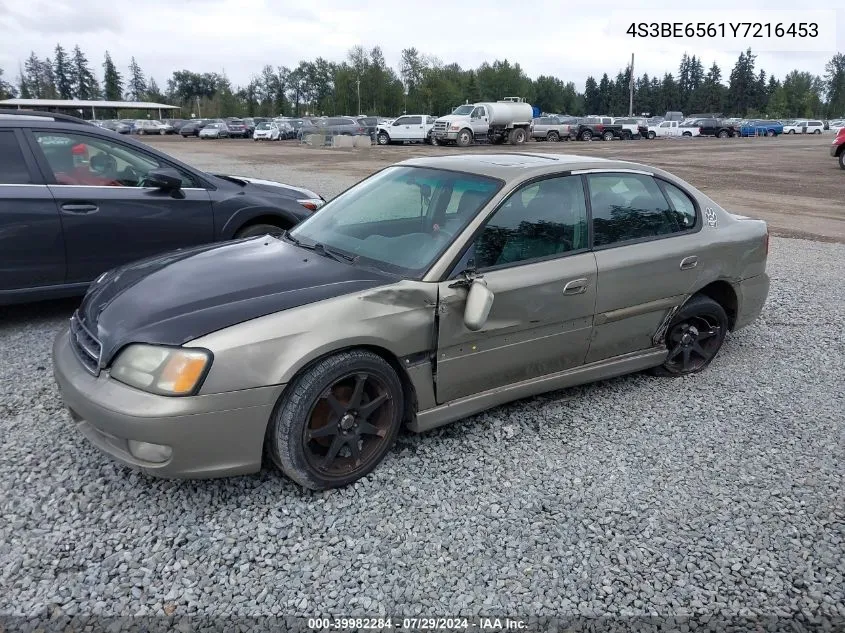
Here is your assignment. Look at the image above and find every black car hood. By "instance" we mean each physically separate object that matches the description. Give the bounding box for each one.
[79,238,394,366]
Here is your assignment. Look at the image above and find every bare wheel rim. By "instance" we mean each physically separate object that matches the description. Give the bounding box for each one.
[302,371,394,478]
[664,315,722,374]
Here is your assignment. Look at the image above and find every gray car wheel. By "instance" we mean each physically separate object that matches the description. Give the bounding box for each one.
[652,295,728,377]
[546,131,560,142]
[267,350,404,490]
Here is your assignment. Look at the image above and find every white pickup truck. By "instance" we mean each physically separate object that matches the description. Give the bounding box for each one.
[647,120,700,139]
[376,115,437,145]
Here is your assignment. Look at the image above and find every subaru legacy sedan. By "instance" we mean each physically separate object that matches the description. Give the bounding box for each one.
[53,154,770,490]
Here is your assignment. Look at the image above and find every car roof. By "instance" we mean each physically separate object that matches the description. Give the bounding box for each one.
[397,153,647,180]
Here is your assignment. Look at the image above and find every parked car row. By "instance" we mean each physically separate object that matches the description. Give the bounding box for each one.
[1,112,772,491]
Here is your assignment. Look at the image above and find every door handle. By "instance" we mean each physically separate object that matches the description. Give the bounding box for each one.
[680,256,698,270]
[563,278,589,295]
[61,203,99,214]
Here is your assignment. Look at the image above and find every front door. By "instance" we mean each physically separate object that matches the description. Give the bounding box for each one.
[435,174,597,404]
[28,129,215,283]
[583,171,704,363]
[0,129,66,292]
[389,116,411,141]
[470,106,489,137]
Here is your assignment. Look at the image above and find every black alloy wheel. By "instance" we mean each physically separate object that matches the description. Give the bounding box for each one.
[652,295,728,376]
[267,350,404,489]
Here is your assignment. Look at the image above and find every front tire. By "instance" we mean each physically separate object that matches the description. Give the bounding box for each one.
[839,151,845,170]
[717,130,729,138]
[377,132,390,145]
[456,128,473,147]
[651,295,728,377]
[267,350,404,490]
[648,131,656,139]
[580,130,593,141]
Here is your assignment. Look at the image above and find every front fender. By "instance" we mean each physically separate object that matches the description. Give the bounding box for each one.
[188,280,438,394]
[218,202,305,238]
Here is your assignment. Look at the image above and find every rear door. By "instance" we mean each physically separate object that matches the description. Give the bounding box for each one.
[435,174,597,403]
[26,129,215,283]
[582,170,703,362]
[0,129,66,292]
[403,116,425,140]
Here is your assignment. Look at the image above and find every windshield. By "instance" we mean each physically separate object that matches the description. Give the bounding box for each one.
[452,105,474,115]
[256,122,273,130]
[289,166,502,278]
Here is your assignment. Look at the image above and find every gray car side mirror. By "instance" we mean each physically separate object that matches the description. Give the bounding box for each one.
[463,279,494,331]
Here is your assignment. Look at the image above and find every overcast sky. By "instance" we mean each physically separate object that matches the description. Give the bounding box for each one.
[0,0,842,92]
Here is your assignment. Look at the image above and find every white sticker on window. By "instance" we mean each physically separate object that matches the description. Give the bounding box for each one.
[704,208,718,227]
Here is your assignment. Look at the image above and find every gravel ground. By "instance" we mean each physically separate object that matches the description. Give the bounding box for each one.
[0,180,843,627]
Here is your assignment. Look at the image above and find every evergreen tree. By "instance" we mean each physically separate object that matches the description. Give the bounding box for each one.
[824,53,845,118]
[146,77,164,102]
[700,62,725,113]
[583,76,600,114]
[727,48,757,115]
[126,57,147,101]
[0,66,15,99]
[72,45,99,99]
[18,64,31,99]
[53,44,73,99]
[102,51,123,101]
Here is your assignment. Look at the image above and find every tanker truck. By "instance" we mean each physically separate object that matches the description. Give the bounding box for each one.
[431,98,535,147]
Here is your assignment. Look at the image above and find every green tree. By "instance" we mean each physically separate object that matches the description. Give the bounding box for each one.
[0,67,15,99]
[126,57,146,101]
[727,48,757,115]
[584,76,599,114]
[102,51,123,101]
[53,44,73,99]
[824,53,845,118]
[72,45,99,99]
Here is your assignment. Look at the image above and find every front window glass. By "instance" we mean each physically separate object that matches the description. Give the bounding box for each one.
[289,166,501,278]
[453,105,473,115]
[472,175,589,268]
[33,131,197,188]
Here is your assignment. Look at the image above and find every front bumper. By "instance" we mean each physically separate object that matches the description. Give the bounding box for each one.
[433,130,459,140]
[52,330,285,479]
[830,144,842,157]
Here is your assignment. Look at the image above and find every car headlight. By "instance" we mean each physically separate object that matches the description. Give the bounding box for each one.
[110,344,212,396]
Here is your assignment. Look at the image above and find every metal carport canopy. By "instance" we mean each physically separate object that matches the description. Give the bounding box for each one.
[0,98,181,119]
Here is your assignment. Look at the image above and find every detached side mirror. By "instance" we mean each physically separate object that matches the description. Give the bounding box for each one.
[146,167,183,191]
[463,279,494,332]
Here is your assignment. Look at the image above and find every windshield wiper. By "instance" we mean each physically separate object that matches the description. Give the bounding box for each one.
[282,232,355,264]
[313,242,357,264]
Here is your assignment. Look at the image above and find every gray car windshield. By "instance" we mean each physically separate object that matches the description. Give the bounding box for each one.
[288,166,502,278]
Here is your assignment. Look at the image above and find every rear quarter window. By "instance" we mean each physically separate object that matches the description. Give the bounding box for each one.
[0,131,32,184]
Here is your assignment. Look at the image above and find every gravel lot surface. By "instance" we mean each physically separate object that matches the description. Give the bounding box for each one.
[1,237,842,624]
[0,143,842,626]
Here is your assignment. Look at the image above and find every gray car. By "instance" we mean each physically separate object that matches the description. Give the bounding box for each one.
[53,153,770,490]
